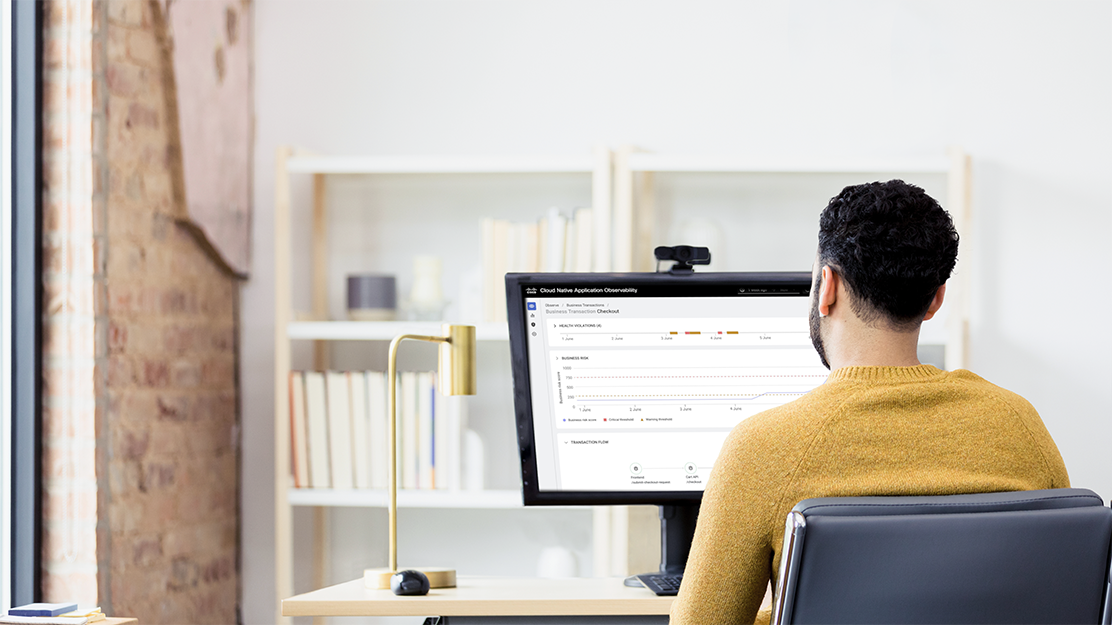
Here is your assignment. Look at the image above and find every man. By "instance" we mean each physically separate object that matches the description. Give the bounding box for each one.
[670,180,1068,625]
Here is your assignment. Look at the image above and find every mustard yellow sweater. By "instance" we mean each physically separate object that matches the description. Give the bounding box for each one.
[669,365,1069,625]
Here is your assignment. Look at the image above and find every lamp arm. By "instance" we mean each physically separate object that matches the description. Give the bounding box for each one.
[386,333,449,573]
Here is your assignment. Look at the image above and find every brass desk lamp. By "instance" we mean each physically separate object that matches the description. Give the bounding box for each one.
[364,324,476,590]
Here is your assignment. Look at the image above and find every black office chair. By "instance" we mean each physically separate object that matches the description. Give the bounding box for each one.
[771,488,1112,625]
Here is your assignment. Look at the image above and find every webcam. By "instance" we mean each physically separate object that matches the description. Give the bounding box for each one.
[655,245,711,274]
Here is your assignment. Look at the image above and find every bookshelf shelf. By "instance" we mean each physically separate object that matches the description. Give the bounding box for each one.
[286,154,596,175]
[288,321,510,342]
[626,154,951,174]
[287,488,524,509]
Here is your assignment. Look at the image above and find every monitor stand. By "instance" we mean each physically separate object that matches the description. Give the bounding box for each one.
[624,502,700,587]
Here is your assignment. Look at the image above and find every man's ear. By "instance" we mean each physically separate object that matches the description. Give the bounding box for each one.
[922,283,947,321]
[819,265,838,317]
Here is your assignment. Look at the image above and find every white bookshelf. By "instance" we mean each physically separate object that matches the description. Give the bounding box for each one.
[286,154,597,175]
[626,153,951,174]
[273,146,612,623]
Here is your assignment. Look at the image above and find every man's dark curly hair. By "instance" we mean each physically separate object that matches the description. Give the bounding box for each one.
[818,180,959,330]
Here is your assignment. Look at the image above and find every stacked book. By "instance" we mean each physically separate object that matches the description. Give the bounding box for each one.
[1,604,104,625]
[482,206,594,323]
[289,370,466,491]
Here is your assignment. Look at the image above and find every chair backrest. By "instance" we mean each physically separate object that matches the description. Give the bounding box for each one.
[772,488,1112,625]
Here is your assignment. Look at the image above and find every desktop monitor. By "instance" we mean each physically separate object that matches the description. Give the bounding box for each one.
[506,271,828,577]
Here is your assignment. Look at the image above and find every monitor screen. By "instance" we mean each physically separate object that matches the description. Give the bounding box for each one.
[507,272,829,506]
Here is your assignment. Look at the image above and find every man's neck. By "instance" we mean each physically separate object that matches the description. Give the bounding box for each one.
[825,319,924,370]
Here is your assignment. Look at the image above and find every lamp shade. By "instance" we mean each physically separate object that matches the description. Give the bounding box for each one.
[438,324,476,396]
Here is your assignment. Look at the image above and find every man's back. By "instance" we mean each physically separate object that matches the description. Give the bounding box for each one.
[670,364,1069,625]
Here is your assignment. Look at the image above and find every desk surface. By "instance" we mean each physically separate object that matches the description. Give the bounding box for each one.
[282,576,675,617]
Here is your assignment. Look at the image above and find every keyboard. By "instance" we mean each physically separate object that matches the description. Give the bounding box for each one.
[637,573,683,596]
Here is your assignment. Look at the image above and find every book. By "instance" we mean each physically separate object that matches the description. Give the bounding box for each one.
[544,207,567,273]
[491,219,510,322]
[537,215,549,272]
[433,381,449,489]
[573,207,594,272]
[303,371,331,488]
[289,372,309,488]
[481,218,496,323]
[349,372,371,490]
[0,617,100,625]
[7,606,77,618]
[522,222,539,272]
[400,372,418,489]
[367,371,389,489]
[562,217,576,272]
[326,371,354,489]
[417,372,434,489]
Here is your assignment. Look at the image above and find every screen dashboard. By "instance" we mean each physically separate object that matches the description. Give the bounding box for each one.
[508,272,830,506]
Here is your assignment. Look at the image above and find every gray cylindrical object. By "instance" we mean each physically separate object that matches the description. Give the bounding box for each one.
[347,274,396,321]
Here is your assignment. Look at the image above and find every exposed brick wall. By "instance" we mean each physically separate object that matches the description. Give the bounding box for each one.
[42,1,241,623]
[42,0,100,606]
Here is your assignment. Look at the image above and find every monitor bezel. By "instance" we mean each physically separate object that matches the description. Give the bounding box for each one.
[506,271,814,507]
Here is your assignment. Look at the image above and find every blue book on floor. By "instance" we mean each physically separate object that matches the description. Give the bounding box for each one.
[8,603,78,617]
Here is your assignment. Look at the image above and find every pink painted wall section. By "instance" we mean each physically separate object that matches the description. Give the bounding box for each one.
[165,0,252,276]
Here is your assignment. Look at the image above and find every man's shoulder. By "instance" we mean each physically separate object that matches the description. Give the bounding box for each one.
[944,368,1040,415]
[732,383,844,439]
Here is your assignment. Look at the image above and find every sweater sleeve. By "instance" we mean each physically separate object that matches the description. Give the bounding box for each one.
[670,421,780,624]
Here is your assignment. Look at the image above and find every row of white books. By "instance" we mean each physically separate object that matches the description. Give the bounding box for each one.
[481,206,595,322]
[289,371,467,491]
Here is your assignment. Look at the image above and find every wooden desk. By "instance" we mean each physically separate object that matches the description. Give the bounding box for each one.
[283,577,674,624]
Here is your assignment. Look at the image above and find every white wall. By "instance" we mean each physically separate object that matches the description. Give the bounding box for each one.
[243,1,1112,622]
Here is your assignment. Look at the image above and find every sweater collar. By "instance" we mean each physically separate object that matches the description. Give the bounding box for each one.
[827,364,944,383]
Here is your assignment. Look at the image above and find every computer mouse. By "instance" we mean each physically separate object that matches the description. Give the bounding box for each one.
[390,569,430,596]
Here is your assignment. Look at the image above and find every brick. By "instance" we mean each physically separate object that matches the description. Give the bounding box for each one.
[41,570,98,606]
[170,360,201,388]
[106,0,147,27]
[126,101,159,129]
[155,394,190,421]
[43,440,96,481]
[106,21,129,64]
[107,320,127,352]
[168,557,198,591]
[42,520,98,564]
[141,359,170,387]
[200,556,233,584]
[161,289,197,315]
[105,63,138,97]
[117,427,149,460]
[109,459,142,495]
[141,462,176,491]
[42,488,97,524]
[147,423,187,457]
[126,28,159,65]
[131,535,163,566]
[201,357,234,386]
[42,359,96,401]
[107,354,134,387]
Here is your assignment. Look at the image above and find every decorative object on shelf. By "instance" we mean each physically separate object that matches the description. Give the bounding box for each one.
[364,324,477,591]
[347,274,397,321]
[536,546,579,579]
[407,256,447,321]
[463,429,485,491]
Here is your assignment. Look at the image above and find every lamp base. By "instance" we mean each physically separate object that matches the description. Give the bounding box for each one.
[364,567,457,590]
